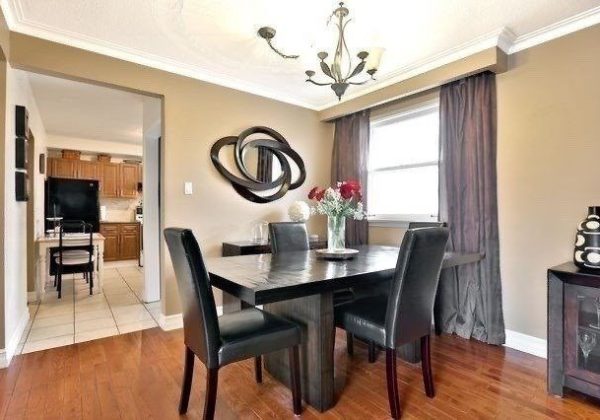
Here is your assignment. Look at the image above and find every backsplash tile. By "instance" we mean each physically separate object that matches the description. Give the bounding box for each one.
[100,197,140,222]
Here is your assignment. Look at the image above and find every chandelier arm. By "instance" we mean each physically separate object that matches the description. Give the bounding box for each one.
[340,19,353,79]
[346,79,370,86]
[319,61,337,81]
[265,38,299,60]
[306,79,333,87]
[344,61,366,82]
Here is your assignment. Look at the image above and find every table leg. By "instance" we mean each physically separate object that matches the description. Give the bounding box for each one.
[94,243,104,295]
[264,292,335,412]
[221,290,253,313]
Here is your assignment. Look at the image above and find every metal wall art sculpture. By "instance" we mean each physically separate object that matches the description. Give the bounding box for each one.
[210,126,306,203]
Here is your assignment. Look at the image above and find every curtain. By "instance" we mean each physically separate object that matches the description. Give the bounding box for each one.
[331,109,370,246]
[437,71,505,345]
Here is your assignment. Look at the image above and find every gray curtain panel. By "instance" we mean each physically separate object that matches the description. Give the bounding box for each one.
[331,109,370,246]
[437,72,506,345]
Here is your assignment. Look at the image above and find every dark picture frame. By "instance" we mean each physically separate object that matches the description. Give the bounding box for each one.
[15,171,29,201]
[15,136,28,169]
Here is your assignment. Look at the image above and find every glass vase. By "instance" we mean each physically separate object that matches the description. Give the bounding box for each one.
[327,214,346,251]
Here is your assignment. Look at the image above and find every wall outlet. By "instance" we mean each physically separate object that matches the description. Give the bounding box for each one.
[184,182,193,195]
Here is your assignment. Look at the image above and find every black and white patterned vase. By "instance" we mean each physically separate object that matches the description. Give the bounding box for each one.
[574,206,600,269]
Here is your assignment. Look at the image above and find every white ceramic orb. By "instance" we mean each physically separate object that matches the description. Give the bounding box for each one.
[288,201,310,222]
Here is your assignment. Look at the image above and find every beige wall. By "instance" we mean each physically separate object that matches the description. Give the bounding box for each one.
[5,31,333,317]
[367,24,600,340]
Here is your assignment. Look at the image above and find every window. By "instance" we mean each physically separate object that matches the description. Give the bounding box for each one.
[368,102,439,224]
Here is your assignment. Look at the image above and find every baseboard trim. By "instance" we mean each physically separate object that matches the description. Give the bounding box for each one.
[27,291,38,303]
[504,329,547,359]
[0,309,31,368]
[158,305,223,332]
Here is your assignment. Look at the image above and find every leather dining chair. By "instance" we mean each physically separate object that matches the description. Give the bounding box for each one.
[407,221,447,229]
[164,228,302,419]
[268,222,355,306]
[334,227,449,419]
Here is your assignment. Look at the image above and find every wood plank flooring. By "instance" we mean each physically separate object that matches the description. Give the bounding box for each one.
[1,327,599,419]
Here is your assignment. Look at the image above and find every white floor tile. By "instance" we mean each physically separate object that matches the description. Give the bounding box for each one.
[29,313,73,329]
[105,293,139,306]
[27,323,74,342]
[75,302,110,313]
[22,335,74,354]
[75,327,119,343]
[117,319,158,334]
[112,305,153,323]
[75,308,113,322]
[35,304,74,319]
[75,317,117,333]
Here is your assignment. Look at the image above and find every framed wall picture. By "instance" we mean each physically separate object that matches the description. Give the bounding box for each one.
[15,171,29,201]
[39,153,45,174]
[15,136,28,169]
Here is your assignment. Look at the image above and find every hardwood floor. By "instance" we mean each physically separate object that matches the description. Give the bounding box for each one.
[1,327,599,419]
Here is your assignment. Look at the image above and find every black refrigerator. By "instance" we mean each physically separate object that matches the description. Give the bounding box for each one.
[45,177,100,232]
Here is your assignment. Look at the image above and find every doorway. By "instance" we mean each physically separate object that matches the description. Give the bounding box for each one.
[17,69,163,354]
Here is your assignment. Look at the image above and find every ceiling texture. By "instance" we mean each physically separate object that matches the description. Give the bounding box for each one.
[3,0,600,110]
[27,72,149,144]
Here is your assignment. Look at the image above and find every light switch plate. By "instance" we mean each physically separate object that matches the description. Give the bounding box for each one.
[184,182,193,195]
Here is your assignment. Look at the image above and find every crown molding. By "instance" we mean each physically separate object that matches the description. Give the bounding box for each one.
[509,5,600,53]
[2,0,600,111]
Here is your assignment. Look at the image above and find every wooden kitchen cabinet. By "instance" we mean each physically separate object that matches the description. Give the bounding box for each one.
[77,160,100,180]
[48,158,77,178]
[119,163,139,198]
[99,163,120,198]
[100,222,140,261]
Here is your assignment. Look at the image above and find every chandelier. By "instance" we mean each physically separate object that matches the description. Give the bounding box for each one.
[258,2,383,101]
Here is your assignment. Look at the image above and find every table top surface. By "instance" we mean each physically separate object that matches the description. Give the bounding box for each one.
[37,233,105,243]
[206,245,483,305]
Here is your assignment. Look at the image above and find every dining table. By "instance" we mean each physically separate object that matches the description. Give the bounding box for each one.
[205,245,483,412]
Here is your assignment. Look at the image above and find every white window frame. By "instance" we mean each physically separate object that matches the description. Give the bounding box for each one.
[367,100,440,228]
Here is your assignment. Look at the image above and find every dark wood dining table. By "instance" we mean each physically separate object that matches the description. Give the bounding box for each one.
[205,245,483,412]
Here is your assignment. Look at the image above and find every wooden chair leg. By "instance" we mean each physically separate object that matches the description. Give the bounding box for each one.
[368,341,377,363]
[346,332,354,356]
[57,271,62,299]
[288,345,302,415]
[179,346,195,415]
[254,356,262,383]
[203,367,219,420]
[385,348,401,419]
[421,335,435,398]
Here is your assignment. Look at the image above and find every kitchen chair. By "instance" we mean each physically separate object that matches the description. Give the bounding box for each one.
[334,227,449,419]
[269,222,355,306]
[52,220,94,298]
[407,221,447,229]
[164,228,302,420]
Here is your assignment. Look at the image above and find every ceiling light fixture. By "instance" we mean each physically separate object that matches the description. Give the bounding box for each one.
[258,2,383,101]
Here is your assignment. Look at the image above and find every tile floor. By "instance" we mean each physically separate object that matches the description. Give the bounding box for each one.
[17,264,161,355]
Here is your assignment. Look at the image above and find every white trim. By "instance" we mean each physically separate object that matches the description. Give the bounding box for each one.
[2,1,600,110]
[0,309,31,368]
[509,6,600,53]
[158,305,223,332]
[503,329,547,359]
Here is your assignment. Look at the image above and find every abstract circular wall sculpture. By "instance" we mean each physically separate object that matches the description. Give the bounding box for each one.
[210,126,306,203]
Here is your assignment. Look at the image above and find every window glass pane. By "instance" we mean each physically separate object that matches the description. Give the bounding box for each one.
[369,108,438,170]
[368,165,438,216]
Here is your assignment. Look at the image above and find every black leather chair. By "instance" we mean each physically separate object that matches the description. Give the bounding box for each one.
[164,228,302,419]
[268,222,310,253]
[407,221,447,229]
[269,222,355,306]
[334,227,449,419]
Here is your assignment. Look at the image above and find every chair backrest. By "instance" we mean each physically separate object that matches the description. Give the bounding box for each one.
[269,222,310,254]
[407,221,447,229]
[57,220,93,264]
[164,228,220,368]
[385,227,449,348]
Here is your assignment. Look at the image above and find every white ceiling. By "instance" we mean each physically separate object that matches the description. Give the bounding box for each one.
[27,72,150,144]
[5,0,600,110]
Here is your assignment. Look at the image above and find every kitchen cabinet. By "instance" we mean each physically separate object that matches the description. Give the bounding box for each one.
[77,160,100,180]
[119,163,139,198]
[100,222,140,261]
[100,163,120,198]
[48,158,77,179]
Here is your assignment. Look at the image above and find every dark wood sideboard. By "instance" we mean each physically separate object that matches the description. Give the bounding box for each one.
[222,240,327,257]
[548,262,600,398]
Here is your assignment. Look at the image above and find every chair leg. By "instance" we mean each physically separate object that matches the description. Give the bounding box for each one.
[89,269,94,295]
[346,332,354,356]
[203,367,219,420]
[288,345,302,415]
[57,272,62,299]
[179,346,195,415]
[254,356,262,383]
[385,348,401,419]
[421,335,435,398]
[368,340,377,363]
